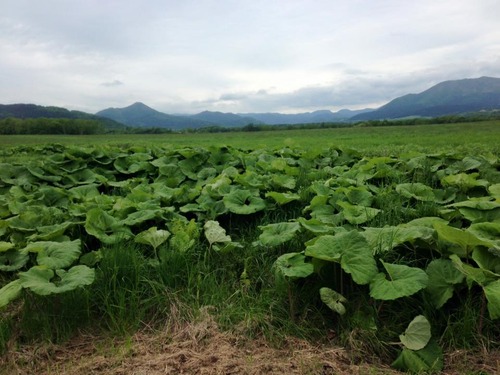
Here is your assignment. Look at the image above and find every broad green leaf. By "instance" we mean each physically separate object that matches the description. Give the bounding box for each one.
[114,153,153,174]
[297,217,335,235]
[320,287,347,315]
[405,216,448,228]
[204,220,231,245]
[79,250,102,267]
[178,153,208,179]
[362,225,434,254]
[468,222,500,250]
[0,279,22,308]
[396,183,435,201]
[483,280,500,319]
[392,339,443,373]
[399,315,431,350]
[85,208,133,244]
[434,222,490,256]
[274,252,314,280]
[223,189,266,215]
[121,208,162,226]
[306,195,339,225]
[449,199,500,222]
[489,183,500,198]
[0,241,14,252]
[265,191,301,205]
[305,231,378,285]
[449,254,497,287]
[7,206,65,230]
[0,249,29,271]
[425,259,465,308]
[472,248,500,275]
[305,235,342,263]
[168,219,199,253]
[369,261,428,300]
[27,222,73,242]
[345,186,373,206]
[258,222,301,247]
[60,168,97,187]
[135,227,171,251]
[441,172,488,192]
[24,239,81,269]
[19,265,95,296]
[271,174,296,189]
[336,201,380,225]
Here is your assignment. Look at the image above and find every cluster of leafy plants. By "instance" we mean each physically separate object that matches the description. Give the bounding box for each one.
[1,143,499,371]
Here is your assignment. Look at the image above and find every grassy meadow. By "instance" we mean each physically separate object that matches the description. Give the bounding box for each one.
[1,120,500,374]
[1,120,499,154]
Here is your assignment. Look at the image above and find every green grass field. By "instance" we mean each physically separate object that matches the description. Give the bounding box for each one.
[1,120,499,374]
[1,121,499,155]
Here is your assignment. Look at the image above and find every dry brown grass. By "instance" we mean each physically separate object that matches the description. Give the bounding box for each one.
[1,308,498,375]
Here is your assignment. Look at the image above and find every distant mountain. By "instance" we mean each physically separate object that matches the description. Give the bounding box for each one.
[189,111,261,127]
[96,102,214,129]
[239,108,372,125]
[0,103,124,130]
[97,104,260,129]
[352,76,500,121]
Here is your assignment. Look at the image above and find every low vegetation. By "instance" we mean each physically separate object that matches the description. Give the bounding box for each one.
[1,122,499,373]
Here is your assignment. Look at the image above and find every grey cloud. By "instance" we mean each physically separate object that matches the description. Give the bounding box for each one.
[100,80,124,87]
[207,60,500,113]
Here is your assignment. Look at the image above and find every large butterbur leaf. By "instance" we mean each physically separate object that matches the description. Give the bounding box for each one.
[483,280,500,319]
[362,225,434,254]
[336,201,380,225]
[396,183,435,202]
[434,222,490,256]
[468,222,500,251]
[425,259,465,309]
[274,252,314,280]
[392,339,443,373]
[265,191,301,205]
[449,254,497,287]
[399,315,431,351]
[168,219,199,253]
[204,220,231,246]
[449,199,500,223]
[85,208,133,244]
[203,220,241,252]
[24,239,81,269]
[441,172,488,192]
[320,287,347,315]
[114,153,153,174]
[271,174,296,189]
[258,222,301,247]
[0,279,23,308]
[0,249,29,271]
[18,265,95,296]
[305,230,378,285]
[135,227,171,251]
[369,261,428,300]
[223,189,266,215]
[0,242,14,252]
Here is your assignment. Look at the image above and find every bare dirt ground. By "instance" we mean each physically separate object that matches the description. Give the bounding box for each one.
[1,310,498,375]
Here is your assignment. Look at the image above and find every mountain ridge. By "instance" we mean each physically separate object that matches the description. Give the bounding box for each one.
[2,76,499,128]
[352,76,500,120]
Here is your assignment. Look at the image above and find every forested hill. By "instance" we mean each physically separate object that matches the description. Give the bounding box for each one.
[352,76,500,120]
[0,104,125,134]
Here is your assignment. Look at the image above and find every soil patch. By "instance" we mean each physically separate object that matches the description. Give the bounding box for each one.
[1,310,498,375]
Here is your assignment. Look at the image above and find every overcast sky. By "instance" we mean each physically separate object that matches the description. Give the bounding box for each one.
[1,0,499,114]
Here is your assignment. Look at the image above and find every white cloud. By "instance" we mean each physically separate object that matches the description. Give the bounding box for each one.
[0,0,499,113]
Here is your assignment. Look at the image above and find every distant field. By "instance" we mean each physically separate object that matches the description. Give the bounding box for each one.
[1,121,499,155]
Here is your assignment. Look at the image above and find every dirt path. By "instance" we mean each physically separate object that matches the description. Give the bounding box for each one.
[1,312,498,375]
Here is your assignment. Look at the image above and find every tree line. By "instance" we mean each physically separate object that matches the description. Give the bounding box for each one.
[0,117,105,135]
